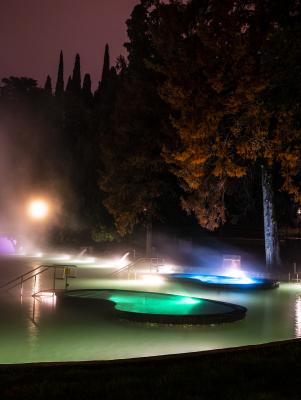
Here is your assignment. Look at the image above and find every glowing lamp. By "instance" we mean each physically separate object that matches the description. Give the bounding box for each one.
[27,199,49,220]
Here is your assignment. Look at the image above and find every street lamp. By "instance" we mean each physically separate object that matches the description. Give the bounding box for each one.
[27,199,50,220]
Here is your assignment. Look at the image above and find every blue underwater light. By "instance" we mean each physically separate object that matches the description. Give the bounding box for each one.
[170,273,279,290]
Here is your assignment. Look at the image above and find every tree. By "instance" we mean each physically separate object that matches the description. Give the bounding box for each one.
[66,75,72,93]
[55,50,64,97]
[95,44,111,100]
[71,53,82,94]
[44,75,52,95]
[98,1,175,256]
[82,73,92,104]
[150,0,301,269]
[101,44,110,83]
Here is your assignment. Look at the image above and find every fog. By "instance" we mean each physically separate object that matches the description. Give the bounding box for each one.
[0,108,67,254]
[0,80,265,277]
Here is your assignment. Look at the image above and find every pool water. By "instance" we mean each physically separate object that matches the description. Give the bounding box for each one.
[0,256,301,364]
[64,289,238,315]
[109,291,204,315]
[170,273,278,288]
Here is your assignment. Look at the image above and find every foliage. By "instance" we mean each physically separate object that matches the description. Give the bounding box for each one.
[2,0,300,248]
[149,0,301,230]
[98,1,175,236]
[91,221,116,243]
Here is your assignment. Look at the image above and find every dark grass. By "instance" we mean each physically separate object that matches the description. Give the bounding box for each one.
[1,340,301,399]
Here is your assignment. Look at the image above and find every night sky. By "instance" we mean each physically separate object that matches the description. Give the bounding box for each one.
[0,0,138,89]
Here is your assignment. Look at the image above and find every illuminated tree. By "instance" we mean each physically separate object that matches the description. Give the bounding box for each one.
[150,0,301,268]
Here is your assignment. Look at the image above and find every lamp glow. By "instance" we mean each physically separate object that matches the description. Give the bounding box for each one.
[28,199,49,220]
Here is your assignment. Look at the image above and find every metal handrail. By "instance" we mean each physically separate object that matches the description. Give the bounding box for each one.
[110,257,165,277]
[0,264,47,290]
[0,264,77,294]
[109,258,144,276]
[7,267,50,291]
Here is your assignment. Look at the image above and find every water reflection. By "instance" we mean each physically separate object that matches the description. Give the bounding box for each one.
[24,271,57,354]
[30,269,57,319]
[30,294,57,324]
[295,295,301,338]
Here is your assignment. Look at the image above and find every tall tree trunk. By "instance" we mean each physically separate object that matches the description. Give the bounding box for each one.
[146,217,152,258]
[261,165,281,270]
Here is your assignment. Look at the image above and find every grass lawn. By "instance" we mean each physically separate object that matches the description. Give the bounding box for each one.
[1,339,301,399]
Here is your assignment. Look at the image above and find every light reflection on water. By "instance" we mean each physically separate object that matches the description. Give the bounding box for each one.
[26,298,40,353]
[295,296,301,338]
[1,257,301,364]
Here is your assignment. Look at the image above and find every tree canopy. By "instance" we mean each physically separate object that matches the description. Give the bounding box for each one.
[147,0,301,233]
[98,1,176,237]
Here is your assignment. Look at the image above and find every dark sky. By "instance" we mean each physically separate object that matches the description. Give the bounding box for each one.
[0,0,139,89]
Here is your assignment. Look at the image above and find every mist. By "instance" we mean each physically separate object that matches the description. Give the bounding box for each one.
[0,80,74,253]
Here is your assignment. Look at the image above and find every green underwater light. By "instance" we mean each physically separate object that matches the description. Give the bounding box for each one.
[63,289,247,324]
[109,292,203,315]
[177,297,201,305]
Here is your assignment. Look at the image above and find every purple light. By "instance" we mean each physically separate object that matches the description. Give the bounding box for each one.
[0,237,15,254]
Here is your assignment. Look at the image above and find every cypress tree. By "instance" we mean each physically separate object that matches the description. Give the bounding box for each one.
[98,4,173,244]
[110,66,117,78]
[55,50,64,96]
[71,53,81,94]
[66,75,72,93]
[96,44,110,95]
[101,44,110,82]
[44,75,52,95]
[82,73,92,97]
